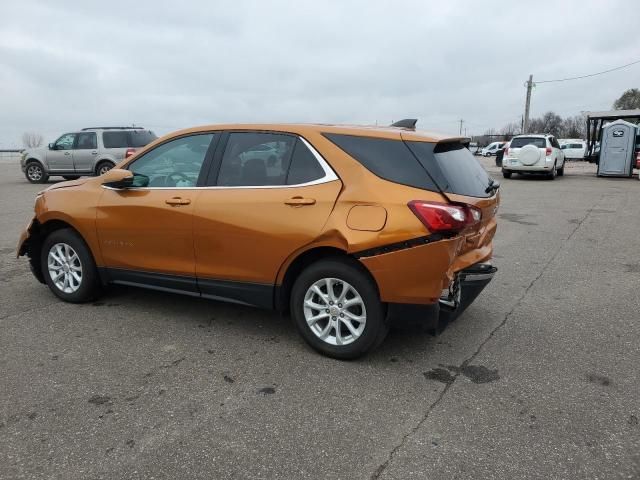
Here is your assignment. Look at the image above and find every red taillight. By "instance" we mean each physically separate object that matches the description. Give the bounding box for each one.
[545,147,552,156]
[125,148,136,158]
[408,201,481,234]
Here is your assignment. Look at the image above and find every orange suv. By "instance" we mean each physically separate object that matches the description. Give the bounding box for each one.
[17,121,499,358]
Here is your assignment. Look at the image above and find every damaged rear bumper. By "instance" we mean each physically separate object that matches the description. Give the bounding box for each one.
[438,263,497,323]
[386,262,497,328]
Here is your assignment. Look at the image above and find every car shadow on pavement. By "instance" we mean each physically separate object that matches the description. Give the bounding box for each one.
[93,285,442,358]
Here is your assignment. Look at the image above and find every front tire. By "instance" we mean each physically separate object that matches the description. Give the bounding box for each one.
[557,164,564,176]
[502,169,512,179]
[290,258,388,359]
[25,161,49,184]
[41,228,101,303]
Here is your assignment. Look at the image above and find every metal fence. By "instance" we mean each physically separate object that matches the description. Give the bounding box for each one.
[0,150,23,163]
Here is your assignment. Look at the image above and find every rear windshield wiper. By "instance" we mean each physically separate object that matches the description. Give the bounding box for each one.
[485,178,500,194]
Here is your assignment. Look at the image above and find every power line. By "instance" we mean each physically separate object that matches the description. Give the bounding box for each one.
[536,58,640,84]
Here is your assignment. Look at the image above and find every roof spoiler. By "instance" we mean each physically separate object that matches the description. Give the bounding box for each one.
[391,119,417,130]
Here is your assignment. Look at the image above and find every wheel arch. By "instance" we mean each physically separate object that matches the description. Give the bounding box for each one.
[275,245,380,312]
[22,218,95,284]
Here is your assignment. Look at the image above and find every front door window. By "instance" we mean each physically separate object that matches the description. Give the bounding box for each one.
[127,134,214,187]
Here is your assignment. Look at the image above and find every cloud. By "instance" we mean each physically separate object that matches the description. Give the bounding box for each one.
[1,0,639,147]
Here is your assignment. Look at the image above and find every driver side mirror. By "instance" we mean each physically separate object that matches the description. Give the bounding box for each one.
[48,143,55,150]
[101,168,134,189]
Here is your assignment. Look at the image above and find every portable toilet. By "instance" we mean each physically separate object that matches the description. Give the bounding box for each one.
[597,120,637,177]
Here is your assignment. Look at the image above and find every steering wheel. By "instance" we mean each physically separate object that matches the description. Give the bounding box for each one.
[164,172,189,187]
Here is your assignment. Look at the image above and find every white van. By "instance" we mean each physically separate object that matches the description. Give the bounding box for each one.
[560,139,586,160]
[481,141,506,156]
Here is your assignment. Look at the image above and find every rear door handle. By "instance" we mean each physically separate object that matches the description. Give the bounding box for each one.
[64,152,71,156]
[284,196,316,206]
[165,197,191,206]
[91,151,97,155]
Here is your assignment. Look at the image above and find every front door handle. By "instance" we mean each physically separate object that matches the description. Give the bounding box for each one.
[91,151,97,155]
[64,152,71,156]
[165,197,191,206]
[284,196,316,206]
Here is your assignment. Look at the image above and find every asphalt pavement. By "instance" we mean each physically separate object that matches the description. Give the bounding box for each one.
[1,158,639,479]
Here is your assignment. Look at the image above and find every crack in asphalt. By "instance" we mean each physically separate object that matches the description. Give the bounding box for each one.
[370,196,603,480]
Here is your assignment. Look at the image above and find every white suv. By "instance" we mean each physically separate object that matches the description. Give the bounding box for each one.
[502,134,565,179]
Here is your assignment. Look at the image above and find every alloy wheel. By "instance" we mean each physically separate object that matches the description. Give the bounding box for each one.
[27,164,43,182]
[303,278,367,346]
[47,243,83,293]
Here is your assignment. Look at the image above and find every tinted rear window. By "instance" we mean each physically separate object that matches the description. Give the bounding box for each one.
[510,137,546,148]
[103,130,157,148]
[323,134,438,191]
[128,130,157,147]
[406,141,493,198]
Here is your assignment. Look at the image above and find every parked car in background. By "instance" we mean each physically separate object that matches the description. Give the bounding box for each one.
[20,127,157,183]
[502,134,565,179]
[560,139,586,160]
[635,133,640,169]
[466,142,481,155]
[481,141,506,156]
[17,121,499,359]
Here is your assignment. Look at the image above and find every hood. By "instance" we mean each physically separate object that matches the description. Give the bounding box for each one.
[42,177,91,192]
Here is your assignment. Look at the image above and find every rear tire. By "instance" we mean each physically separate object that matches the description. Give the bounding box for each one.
[502,169,512,179]
[41,228,101,303]
[557,165,564,176]
[548,163,557,180]
[95,161,115,176]
[290,258,388,359]
[25,161,49,184]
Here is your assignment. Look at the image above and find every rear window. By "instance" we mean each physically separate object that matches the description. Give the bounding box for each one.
[406,141,493,198]
[323,134,439,191]
[510,137,546,148]
[128,130,157,147]
[103,130,157,148]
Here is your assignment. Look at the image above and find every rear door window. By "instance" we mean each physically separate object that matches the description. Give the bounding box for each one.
[75,132,97,150]
[323,134,439,191]
[217,132,296,186]
[509,137,547,148]
[287,139,326,185]
[405,141,493,198]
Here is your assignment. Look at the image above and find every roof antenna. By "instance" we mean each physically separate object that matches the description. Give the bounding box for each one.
[391,119,417,129]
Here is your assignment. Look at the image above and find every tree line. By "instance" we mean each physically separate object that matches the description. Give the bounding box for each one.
[476,88,640,145]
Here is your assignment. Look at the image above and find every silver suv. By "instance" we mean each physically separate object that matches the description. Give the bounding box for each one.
[21,127,157,183]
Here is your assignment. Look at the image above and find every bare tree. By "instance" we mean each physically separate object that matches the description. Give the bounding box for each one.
[22,132,44,148]
[561,115,587,138]
[613,88,640,110]
[500,121,521,139]
[528,111,563,136]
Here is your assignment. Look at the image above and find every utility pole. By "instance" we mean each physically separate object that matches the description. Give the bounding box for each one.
[523,74,533,134]
[459,119,464,135]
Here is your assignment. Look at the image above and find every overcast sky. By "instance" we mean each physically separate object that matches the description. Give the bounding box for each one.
[1,0,639,147]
